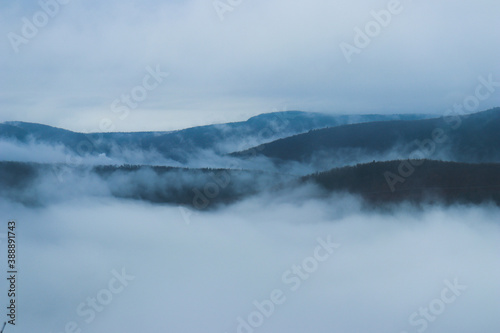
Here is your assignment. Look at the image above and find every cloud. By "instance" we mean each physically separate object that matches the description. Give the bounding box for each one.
[1,192,499,332]
[0,0,499,131]
[0,139,71,163]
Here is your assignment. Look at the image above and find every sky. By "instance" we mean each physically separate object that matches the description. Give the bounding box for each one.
[0,0,499,132]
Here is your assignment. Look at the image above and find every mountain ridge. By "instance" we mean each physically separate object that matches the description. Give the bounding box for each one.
[0,111,434,164]
[231,107,500,165]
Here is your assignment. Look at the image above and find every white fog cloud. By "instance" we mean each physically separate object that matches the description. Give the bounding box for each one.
[0,193,499,333]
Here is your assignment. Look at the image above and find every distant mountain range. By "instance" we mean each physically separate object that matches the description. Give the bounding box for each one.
[0,111,432,164]
[232,107,500,166]
[1,107,500,208]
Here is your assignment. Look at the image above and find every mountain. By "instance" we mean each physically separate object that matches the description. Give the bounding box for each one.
[0,111,432,164]
[0,161,292,208]
[232,108,500,167]
[3,158,500,208]
[304,159,500,206]
[3,108,500,208]
[0,121,92,149]
[137,112,433,157]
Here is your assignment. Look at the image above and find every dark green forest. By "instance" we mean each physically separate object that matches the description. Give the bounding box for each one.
[2,159,500,208]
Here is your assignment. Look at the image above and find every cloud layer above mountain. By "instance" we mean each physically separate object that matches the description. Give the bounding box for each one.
[1,0,499,131]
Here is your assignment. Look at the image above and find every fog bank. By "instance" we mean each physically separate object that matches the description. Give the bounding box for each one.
[0,195,498,333]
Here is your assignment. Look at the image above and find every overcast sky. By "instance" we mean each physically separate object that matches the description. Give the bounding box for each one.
[0,0,499,132]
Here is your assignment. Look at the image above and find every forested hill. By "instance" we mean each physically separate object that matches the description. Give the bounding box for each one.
[304,160,500,206]
[0,112,432,163]
[3,159,500,208]
[233,108,500,164]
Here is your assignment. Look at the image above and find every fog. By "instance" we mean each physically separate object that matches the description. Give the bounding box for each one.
[1,115,499,332]
[0,137,477,180]
[0,190,499,333]
[0,138,178,167]
[0,139,74,164]
[0,136,327,177]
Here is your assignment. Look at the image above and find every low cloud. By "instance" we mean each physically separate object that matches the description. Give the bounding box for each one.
[1,193,498,333]
[0,139,72,164]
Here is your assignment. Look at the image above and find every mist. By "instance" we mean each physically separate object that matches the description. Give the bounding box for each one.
[1,0,498,332]
[1,191,498,333]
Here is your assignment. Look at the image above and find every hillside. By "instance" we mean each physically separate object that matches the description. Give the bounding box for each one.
[305,159,500,206]
[3,159,500,208]
[232,108,500,165]
[0,112,432,164]
[0,161,291,208]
